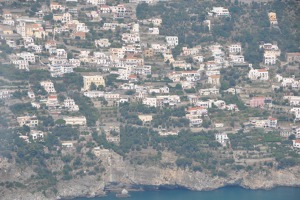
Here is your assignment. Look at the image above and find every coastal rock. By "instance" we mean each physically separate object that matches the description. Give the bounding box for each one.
[56,176,106,199]
[1,156,300,200]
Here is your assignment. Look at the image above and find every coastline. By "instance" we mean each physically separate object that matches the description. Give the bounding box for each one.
[73,186,300,200]
[1,155,300,200]
[2,176,300,200]
[54,184,300,200]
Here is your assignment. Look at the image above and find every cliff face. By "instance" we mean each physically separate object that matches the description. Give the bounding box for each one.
[1,154,300,200]
[107,161,300,191]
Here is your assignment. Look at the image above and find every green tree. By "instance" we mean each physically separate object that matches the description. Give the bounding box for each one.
[90,82,97,90]
[55,119,66,126]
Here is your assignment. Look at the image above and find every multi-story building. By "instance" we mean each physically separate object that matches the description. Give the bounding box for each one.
[284,96,300,106]
[249,97,272,108]
[268,12,278,25]
[215,133,229,146]
[229,55,245,64]
[82,75,106,91]
[17,52,35,63]
[182,47,200,56]
[46,95,59,107]
[248,68,269,80]
[95,39,111,48]
[64,98,79,111]
[186,106,207,127]
[40,81,56,93]
[293,140,300,148]
[165,36,178,47]
[17,116,39,127]
[0,90,12,99]
[50,2,63,10]
[143,97,157,107]
[207,74,220,86]
[148,27,159,35]
[264,52,277,65]
[30,130,45,141]
[228,43,242,53]
[286,52,300,63]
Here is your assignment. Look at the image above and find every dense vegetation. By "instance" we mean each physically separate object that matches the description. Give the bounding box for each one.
[137,0,300,64]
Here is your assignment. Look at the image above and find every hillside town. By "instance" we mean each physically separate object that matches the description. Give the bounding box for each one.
[0,0,300,199]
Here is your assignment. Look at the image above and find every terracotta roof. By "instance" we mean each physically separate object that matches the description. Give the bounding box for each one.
[3,10,11,14]
[129,74,137,78]
[268,117,277,121]
[294,140,300,143]
[27,23,41,29]
[73,32,86,37]
[287,52,300,56]
[48,95,57,99]
[46,40,57,45]
[210,74,220,78]
[258,69,268,72]
[100,5,110,8]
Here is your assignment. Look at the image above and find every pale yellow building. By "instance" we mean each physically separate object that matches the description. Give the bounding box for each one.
[138,115,153,123]
[268,12,277,21]
[268,12,278,25]
[83,75,105,91]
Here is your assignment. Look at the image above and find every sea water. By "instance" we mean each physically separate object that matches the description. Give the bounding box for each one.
[71,186,300,200]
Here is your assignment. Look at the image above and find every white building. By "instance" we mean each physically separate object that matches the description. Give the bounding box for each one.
[62,141,74,148]
[292,140,300,148]
[229,55,245,64]
[63,116,87,126]
[40,81,56,93]
[211,7,230,17]
[143,97,157,107]
[215,133,229,146]
[264,52,277,65]
[148,27,159,35]
[199,87,219,96]
[64,98,79,111]
[86,0,106,5]
[158,130,179,136]
[291,107,300,120]
[0,90,12,99]
[186,106,207,127]
[83,91,104,98]
[30,130,45,141]
[95,39,111,48]
[46,95,59,107]
[228,44,242,53]
[284,96,300,106]
[165,36,178,47]
[17,52,35,63]
[56,49,67,59]
[248,68,269,81]
[17,116,39,127]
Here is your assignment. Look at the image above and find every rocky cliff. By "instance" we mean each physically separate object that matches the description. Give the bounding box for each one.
[1,154,300,200]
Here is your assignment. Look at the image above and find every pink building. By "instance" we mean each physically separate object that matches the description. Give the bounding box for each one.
[250,97,265,107]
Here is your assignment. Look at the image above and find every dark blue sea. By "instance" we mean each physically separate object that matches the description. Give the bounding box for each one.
[71,186,300,200]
